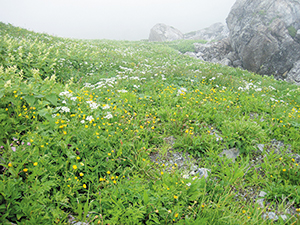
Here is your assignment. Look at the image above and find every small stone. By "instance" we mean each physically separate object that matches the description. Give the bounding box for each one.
[256,144,264,153]
[258,191,267,197]
[219,148,239,161]
[256,198,264,208]
[262,212,278,220]
[280,215,287,221]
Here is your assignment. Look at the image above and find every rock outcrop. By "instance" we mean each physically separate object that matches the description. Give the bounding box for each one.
[226,0,300,81]
[148,23,184,42]
[184,22,229,42]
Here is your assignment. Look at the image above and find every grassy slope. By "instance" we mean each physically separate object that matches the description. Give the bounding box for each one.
[0,22,300,224]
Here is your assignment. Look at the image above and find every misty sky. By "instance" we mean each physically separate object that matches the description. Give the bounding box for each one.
[0,0,237,40]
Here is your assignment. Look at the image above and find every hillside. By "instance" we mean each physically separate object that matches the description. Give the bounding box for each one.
[1,22,300,224]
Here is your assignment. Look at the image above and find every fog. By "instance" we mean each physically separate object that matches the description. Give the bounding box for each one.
[0,0,236,40]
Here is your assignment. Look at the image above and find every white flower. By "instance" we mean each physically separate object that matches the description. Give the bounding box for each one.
[70,97,77,101]
[59,91,72,98]
[133,85,140,89]
[52,114,57,118]
[62,100,67,104]
[186,183,191,187]
[269,86,276,90]
[182,174,189,179]
[117,89,128,93]
[255,88,262,92]
[102,104,110,110]
[177,87,187,96]
[86,116,94,121]
[104,112,113,119]
[86,101,100,110]
[80,120,85,124]
[60,106,70,113]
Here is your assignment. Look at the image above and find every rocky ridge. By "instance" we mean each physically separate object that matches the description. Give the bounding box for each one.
[150,0,300,85]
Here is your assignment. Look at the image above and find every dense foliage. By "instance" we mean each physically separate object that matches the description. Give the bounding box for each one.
[1,22,300,224]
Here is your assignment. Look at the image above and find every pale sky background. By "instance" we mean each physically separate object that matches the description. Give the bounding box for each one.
[0,0,237,40]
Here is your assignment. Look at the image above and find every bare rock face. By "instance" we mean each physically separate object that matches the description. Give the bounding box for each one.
[226,0,300,79]
[184,22,229,41]
[148,23,184,42]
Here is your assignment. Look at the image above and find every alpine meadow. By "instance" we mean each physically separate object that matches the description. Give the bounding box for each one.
[1,22,300,224]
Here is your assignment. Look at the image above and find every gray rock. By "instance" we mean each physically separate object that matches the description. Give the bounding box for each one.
[280,215,288,221]
[149,23,184,42]
[184,22,229,41]
[195,168,211,179]
[194,38,232,62]
[220,58,232,66]
[232,60,242,68]
[256,144,265,153]
[286,60,300,84]
[219,148,240,161]
[226,0,300,79]
[262,212,279,220]
[258,191,267,197]
[256,198,265,208]
[184,52,197,58]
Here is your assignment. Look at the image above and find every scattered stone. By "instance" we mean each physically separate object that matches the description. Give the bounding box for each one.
[280,215,288,221]
[184,52,197,58]
[163,136,176,147]
[258,191,267,198]
[262,212,279,221]
[219,148,240,162]
[256,198,265,208]
[256,144,265,153]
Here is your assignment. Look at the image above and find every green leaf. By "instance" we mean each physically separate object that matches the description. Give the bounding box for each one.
[45,93,57,106]
[0,89,4,98]
[38,108,50,117]
[143,190,149,205]
[24,95,36,106]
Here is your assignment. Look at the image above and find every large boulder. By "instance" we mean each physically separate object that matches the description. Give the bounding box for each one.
[226,0,300,79]
[184,22,229,41]
[193,38,237,66]
[148,23,184,42]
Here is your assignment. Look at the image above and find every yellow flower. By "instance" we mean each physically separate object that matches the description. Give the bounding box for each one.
[79,172,84,177]
[161,171,164,175]
[113,180,117,184]
[282,169,286,172]
[8,162,12,167]
[292,158,295,162]
[76,156,80,160]
[33,162,38,166]
[242,210,246,214]
[175,213,179,218]
[107,171,111,175]
[174,195,178,199]
[83,184,87,189]
[41,145,44,148]
[73,165,77,170]
[23,168,28,172]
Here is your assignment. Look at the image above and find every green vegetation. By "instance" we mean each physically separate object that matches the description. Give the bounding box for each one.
[287,26,297,38]
[164,39,206,54]
[1,22,300,224]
